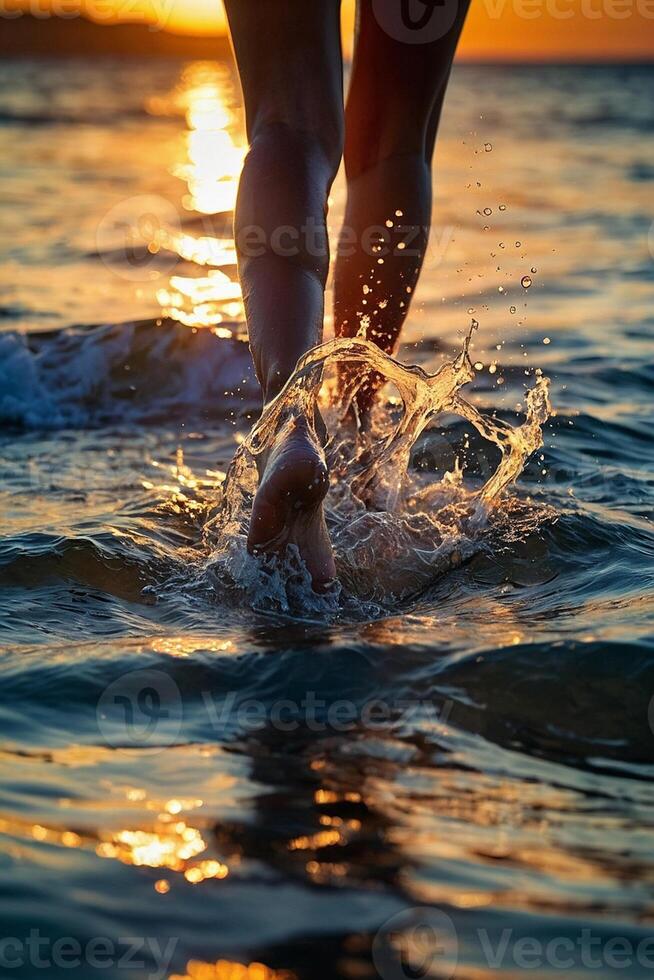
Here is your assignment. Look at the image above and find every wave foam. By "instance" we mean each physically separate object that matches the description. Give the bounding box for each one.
[0,320,259,428]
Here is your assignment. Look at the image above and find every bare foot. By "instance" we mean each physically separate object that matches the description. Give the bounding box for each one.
[247,414,336,590]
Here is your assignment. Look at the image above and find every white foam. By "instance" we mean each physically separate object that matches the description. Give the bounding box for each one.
[0,321,260,428]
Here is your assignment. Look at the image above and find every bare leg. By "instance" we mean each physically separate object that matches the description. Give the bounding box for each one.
[224,0,344,588]
[334,0,470,419]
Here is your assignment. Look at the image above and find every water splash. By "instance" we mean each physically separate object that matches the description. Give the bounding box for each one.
[204,328,552,609]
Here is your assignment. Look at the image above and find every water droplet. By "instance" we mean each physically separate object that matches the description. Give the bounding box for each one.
[385,219,394,228]
[484,142,492,152]
[521,275,532,289]
[395,209,403,217]
[483,207,492,216]
[543,337,551,345]
[510,306,516,313]
[531,267,537,274]
[499,204,507,211]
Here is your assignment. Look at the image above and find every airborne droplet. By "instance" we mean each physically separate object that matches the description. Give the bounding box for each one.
[521,275,532,289]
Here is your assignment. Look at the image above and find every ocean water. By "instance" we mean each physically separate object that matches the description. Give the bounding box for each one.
[0,56,653,980]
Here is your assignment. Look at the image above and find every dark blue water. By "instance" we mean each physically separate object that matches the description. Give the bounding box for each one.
[0,59,653,980]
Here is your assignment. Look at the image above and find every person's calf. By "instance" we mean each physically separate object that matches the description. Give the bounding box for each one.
[234,123,342,404]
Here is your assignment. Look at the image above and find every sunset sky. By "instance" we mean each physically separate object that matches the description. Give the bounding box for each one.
[14,0,654,60]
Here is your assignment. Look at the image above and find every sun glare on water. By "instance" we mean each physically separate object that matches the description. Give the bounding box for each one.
[171,66,245,216]
[146,62,246,328]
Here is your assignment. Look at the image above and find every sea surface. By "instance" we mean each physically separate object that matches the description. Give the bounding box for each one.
[0,57,653,979]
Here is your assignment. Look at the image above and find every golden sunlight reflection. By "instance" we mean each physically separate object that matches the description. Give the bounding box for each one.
[94,794,233,883]
[147,62,246,328]
[148,62,246,217]
[354,597,534,653]
[142,449,227,515]
[98,815,231,884]
[149,636,234,659]
[157,270,242,327]
[0,793,234,887]
[161,232,237,268]
[169,961,295,980]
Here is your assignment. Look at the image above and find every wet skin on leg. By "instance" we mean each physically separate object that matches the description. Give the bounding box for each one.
[224,0,471,586]
[334,0,471,421]
[224,0,344,588]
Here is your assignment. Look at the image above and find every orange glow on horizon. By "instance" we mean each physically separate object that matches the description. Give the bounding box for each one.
[9,0,654,59]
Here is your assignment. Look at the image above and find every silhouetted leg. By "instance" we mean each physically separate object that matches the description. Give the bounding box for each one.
[224,0,343,587]
[334,0,470,420]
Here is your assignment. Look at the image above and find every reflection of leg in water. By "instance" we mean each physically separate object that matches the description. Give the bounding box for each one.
[202,683,412,978]
[334,0,471,422]
[224,1,344,589]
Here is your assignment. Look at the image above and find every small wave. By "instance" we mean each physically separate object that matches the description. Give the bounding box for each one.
[1,633,651,774]
[0,320,259,429]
